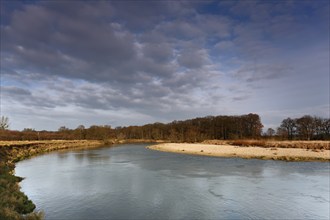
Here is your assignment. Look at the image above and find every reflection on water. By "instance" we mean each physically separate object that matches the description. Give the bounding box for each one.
[16,143,330,220]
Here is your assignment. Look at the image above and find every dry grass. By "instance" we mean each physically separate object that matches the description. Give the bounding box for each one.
[0,140,102,148]
[202,140,330,150]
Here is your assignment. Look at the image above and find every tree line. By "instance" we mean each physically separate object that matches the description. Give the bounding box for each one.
[115,113,263,142]
[275,115,330,140]
[0,114,329,141]
[0,114,263,141]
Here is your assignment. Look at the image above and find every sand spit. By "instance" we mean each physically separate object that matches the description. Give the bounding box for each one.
[148,143,330,162]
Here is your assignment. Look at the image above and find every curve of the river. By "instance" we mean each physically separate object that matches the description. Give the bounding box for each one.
[15,143,330,219]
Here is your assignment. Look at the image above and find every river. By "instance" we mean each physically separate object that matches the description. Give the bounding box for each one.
[15,143,330,219]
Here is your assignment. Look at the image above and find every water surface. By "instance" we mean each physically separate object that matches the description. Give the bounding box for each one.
[16,143,330,219]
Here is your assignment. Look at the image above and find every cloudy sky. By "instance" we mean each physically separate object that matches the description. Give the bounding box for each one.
[1,0,329,131]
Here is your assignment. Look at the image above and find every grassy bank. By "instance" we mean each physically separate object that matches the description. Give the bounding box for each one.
[0,140,103,220]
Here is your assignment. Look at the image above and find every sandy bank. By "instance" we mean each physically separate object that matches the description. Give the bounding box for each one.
[148,143,330,161]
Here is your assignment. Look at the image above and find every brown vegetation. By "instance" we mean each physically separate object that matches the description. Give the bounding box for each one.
[278,116,329,140]
[2,114,329,143]
[0,114,264,142]
[202,140,330,150]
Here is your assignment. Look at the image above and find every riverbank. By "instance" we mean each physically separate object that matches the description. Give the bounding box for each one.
[148,142,330,161]
[0,140,105,220]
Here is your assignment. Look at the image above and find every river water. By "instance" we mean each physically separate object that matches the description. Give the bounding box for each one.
[15,143,329,219]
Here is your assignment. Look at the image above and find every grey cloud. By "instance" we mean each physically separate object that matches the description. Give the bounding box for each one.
[177,48,209,69]
[230,1,328,56]
[231,1,273,22]
[215,41,234,51]
[233,63,292,82]
[1,0,222,96]
[2,86,58,108]
[139,29,170,44]
[54,20,136,63]
[2,1,207,95]
[110,1,199,30]
[2,74,212,120]
[233,24,278,59]
[3,5,55,47]
[232,95,250,102]
[134,57,175,77]
[2,76,167,114]
[142,43,174,63]
[110,1,167,30]
[43,1,114,22]
[159,20,203,40]
[2,86,31,96]
[228,1,298,23]
[2,2,137,83]
[154,8,232,41]
[194,14,231,39]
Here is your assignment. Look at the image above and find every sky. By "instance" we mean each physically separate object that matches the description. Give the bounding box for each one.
[0,0,329,131]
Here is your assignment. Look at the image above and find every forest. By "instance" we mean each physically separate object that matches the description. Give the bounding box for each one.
[0,114,329,141]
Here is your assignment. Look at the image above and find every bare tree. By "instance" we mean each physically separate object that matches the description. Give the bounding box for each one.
[323,119,330,136]
[0,116,9,130]
[266,128,275,137]
[296,115,315,140]
[58,126,69,132]
[75,125,86,139]
[280,118,296,140]
[276,127,287,139]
